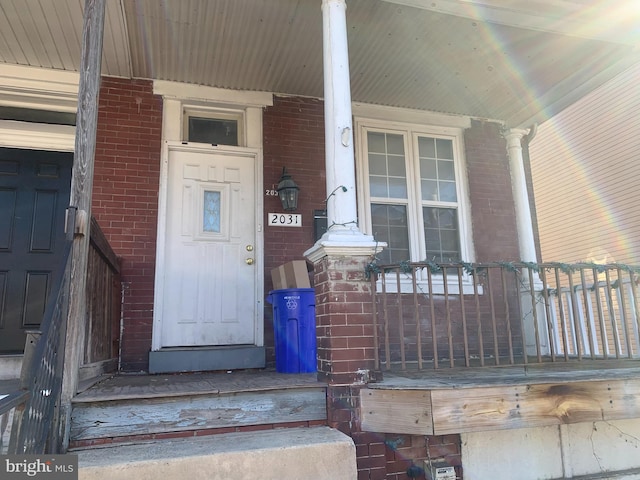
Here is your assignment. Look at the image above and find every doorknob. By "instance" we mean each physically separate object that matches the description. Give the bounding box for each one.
[246,258,254,265]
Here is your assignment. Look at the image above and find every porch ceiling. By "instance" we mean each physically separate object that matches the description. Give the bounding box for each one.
[0,0,638,128]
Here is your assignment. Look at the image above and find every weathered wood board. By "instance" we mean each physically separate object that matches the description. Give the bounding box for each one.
[360,388,433,435]
[71,388,327,440]
[359,375,640,436]
[431,377,640,434]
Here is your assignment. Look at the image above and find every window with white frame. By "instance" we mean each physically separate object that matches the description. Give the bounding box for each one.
[357,120,472,266]
[182,107,244,147]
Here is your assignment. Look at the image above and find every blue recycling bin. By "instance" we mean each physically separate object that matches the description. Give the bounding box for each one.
[267,288,317,373]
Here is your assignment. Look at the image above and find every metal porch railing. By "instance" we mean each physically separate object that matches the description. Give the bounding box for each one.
[0,215,120,454]
[2,239,73,453]
[369,261,640,371]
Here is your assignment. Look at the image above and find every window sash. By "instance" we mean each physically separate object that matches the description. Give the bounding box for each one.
[360,126,462,263]
[182,108,244,146]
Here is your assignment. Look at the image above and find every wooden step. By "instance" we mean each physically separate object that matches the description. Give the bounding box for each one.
[70,371,327,447]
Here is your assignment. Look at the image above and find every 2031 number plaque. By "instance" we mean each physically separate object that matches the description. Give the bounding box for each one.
[268,213,302,227]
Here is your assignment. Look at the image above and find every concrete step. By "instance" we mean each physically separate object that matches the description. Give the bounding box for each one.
[77,426,357,480]
[0,355,22,381]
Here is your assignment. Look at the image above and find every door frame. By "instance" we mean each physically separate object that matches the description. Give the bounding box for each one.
[150,85,271,362]
[152,141,264,351]
[0,65,77,377]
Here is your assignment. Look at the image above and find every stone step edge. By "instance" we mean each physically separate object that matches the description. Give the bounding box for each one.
[76,426,357,480]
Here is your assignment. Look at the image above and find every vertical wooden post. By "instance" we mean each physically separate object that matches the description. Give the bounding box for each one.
[59,0,105,452]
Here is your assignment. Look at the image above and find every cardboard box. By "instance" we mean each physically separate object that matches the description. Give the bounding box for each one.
[271,260,311,290]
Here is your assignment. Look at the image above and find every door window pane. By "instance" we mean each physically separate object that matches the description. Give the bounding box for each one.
[203,191,221,233]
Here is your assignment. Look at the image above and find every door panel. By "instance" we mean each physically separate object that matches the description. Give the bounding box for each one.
[161,149,257,347]
[0,148,72,353]
[0,189,16,249]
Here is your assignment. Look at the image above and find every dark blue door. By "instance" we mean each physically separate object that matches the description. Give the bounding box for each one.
[0,147,72,353]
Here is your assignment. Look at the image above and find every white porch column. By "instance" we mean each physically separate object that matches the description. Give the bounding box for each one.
[306,0,380,260]
[505,128,537,263]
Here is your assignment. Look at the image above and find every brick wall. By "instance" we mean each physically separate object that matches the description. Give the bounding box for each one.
[263,95,327,363]
[92,77,162,371]
[92,91,328,370]
[328,385,462,480]
[464,119,520,262]
[313,255,378,385]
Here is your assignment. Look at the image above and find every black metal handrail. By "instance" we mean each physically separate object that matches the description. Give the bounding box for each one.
[8,238,74,453]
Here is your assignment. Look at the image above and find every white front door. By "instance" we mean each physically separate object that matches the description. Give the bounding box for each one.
[159,147,257,347]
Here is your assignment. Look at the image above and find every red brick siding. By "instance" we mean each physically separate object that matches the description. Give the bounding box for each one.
[92,77,162,372]
[263,95,327,363]
[384,434,462,480]
[464,119,520,262]
[379,270,523,367]
[328,385,462,480]
[313,255,378,384]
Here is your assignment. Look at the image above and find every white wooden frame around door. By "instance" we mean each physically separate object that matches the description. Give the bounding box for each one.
[0,65,77,377]
[0,65,78,152]
[151,86,270,352]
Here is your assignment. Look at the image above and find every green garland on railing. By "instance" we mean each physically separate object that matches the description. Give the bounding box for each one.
[399,260,413,274]
[497,261,518,273]
[459,261,475,276]
[364,261,382,281]
[424,259,442,274]
[521,261,540,272]
[550,262,575,275]
[364,258,640,283]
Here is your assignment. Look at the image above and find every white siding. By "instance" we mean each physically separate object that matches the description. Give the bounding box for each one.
[530,62,640,264]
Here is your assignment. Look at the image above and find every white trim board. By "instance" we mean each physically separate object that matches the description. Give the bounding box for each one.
[0,65,79,113]
[153,80,273,108]
[0,120,75,151]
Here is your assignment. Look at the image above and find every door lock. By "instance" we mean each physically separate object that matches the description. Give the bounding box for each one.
[246,258,255,265]
[246,245,254,251]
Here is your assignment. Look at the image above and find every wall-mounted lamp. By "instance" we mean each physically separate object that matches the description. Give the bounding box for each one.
[277,167,299,211]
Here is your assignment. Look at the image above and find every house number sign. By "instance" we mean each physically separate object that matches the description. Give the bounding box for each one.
[268,213,302,227]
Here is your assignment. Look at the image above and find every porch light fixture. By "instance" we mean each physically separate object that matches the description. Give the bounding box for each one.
[277,167,300,211]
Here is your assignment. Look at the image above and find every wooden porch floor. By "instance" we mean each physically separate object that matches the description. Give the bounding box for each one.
[373,360,640,389]
[73,369,324,403]
[362,360,640,436]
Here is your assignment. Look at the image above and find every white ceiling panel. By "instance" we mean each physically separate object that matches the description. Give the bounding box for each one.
[0,0,638,127]
[0,0,129,75]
